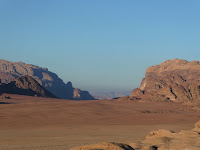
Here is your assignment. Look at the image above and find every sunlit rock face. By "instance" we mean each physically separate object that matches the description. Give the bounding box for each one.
[130,88,144,99]
[0,59,95,100]
[131,59,200,105]
[70,142,134,150]
[70,120,200,150]
[130,120,200,150]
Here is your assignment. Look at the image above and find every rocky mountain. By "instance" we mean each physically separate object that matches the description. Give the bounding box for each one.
[0,59,95,100]
[0,75,55,98]
[130,59,200,105]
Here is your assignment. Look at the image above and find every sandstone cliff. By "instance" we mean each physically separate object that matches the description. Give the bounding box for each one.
[0,59,95,100]
[131,59,200,105]
[0,75,55,98]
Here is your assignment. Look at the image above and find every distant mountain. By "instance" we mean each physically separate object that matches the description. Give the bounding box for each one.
[0,59,95,100]
[90,91,131,100]
[0,75,56,98]
[73,88,95,100]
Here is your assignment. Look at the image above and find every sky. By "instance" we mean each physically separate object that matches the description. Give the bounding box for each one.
[1,0,200,93]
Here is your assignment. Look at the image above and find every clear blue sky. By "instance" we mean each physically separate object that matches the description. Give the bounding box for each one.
[1,0,200,93]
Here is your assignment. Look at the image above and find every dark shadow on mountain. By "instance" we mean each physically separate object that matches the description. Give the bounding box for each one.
[0,59,95,100]
[0,76,56,98]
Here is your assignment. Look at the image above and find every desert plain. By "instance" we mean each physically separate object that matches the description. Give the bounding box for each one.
[0,94,199,150]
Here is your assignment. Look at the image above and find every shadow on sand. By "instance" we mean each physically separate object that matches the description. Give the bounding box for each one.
[0,102,13,104]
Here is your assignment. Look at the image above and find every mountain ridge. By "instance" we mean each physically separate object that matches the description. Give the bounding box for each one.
[0,59,95,100]
[0,75,56,98]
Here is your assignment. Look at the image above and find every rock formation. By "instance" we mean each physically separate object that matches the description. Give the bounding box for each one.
[130,120,200,150]
[70,142,134,150]
[130,88,144,98]
[195,120,200,131]
[0,59,95,100]
[73,88,95,100]
[130,59,200,105]
[0,75,55,98]
[70,120,200,150]
[0,72,17,83]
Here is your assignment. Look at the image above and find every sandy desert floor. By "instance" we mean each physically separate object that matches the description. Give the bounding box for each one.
[0,94,200,150]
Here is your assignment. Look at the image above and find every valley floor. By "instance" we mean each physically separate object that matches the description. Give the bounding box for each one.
[0,94,199,150]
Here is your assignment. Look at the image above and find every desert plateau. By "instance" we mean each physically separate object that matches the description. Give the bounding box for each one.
[0,94,199,150]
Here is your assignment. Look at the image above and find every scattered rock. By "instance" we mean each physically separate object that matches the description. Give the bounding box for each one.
[116,96,139,101]
[146,129,175,139]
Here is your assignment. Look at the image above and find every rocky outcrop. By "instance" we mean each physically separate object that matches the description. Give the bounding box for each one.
[131,59,200,105]
[117,96,139,101]
[130,120,200,150]
[195,120,200,131]
[73,88,95,100]
[130,88,144,99]
[70,120,200,150]
[0,59,95,100]
[70,142,134,150]
[0,76,55,98]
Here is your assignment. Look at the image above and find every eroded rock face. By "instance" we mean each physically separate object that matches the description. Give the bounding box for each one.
[0,76,55,98]
[0,72,17,83]
[131,59,200,104]
[0,59,95,100]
